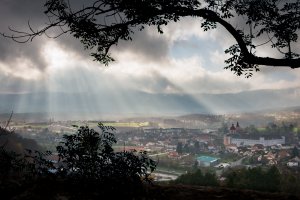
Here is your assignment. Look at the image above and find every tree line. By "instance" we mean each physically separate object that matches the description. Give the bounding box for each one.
[0,123,156,199]
[3,0,300,77]
[173,165,300,196]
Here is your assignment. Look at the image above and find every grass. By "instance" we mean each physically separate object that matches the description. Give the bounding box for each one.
[155,167,187,175]
[88,122,150,128]
[257,127,266,131]
[257,127,299,133]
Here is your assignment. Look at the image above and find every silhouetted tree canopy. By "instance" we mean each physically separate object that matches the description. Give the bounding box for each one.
[3,0,300,77]
[176,142,183,154]
[56,123,156,184]
[225,166,281,192]
[174,169,219,186]
[0,123,156,199]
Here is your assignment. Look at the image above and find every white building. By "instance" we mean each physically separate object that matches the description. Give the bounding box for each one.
[224,134,285,147]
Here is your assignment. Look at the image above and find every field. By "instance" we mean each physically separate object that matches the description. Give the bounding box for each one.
[257,127,299,133]
[89,122,150,128]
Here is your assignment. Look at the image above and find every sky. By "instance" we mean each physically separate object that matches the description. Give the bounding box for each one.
[0,0,300,118]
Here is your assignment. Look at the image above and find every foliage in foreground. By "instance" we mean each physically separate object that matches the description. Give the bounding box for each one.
[173,169,219,187]
[224,166,281,192]
[173,165,300,196]
[0,123,156,199]
[5,0,300,77]
[56,123,156,185]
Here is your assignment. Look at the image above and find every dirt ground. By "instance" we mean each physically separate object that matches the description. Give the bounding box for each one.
[145,185,300,200]
[4,179,300,200]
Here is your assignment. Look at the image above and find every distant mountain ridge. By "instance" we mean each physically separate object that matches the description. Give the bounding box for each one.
[0,87,299,118]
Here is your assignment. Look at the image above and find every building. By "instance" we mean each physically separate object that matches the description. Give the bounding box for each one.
[229,122,242,134]
[197,156,220,167]
[224,135,231,146]
[287,157,300,167]
[229,123,236,134]
[224,134,285,147]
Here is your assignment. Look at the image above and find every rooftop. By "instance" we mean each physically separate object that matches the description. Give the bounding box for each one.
[228,134,284,140]
[197,156,219,163]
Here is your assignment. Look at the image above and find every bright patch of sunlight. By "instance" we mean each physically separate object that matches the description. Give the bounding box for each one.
[42,41,77,70]
[0,59,42,80]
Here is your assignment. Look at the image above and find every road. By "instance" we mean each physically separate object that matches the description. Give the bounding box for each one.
[230,156,246,167]
[149,152,169,157]
[215,157,246,176]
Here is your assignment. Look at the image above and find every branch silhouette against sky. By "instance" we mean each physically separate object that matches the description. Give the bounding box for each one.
[0,0,300,116]
[3,0,300,77]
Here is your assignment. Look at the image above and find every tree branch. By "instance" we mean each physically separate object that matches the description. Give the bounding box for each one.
[187,8,300,68]
[2,1,300,70]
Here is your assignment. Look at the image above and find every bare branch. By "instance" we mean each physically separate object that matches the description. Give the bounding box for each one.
[4,111,13,130]
[2,0,300,74]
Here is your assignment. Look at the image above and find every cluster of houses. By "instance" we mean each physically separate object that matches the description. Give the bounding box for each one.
[224,122,286,147]
[116,122,300,169]
[191,122,300,169]
[196,146,300,170]
[226,143,300,167]
[222,122,300,168]
[116,127,218,153]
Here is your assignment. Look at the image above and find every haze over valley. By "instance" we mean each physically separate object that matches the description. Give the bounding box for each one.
[1,0,300,199]
[1,87,300,120]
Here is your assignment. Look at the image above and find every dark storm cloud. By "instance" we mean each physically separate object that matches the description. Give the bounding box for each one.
[136,70,181,93]
[66,0,171,62]
[113,27,170,63]
[0,0,170,72]
[0,0,48,70]
[224,0,300,58]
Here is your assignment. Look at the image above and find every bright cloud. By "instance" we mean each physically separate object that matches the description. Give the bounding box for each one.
[0,0,300,116]
[0,58,43,80]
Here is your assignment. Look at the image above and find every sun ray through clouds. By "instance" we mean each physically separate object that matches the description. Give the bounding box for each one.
[3,19,299,119]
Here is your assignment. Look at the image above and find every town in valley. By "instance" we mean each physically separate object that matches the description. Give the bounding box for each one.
[3,107,300,182]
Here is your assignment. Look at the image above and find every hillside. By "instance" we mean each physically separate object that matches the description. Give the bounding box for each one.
[146,185,299,200]
[1,87,300,118]
[4,182,299,200]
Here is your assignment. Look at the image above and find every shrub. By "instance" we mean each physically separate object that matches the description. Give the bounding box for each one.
[0,122,156,199]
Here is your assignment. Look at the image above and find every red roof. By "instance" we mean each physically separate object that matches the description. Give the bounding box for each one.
[230,124,236,131]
